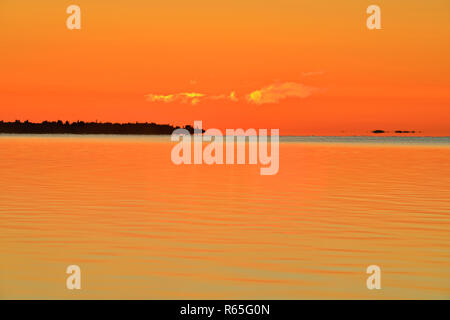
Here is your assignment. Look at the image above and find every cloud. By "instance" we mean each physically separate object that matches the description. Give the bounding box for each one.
[246,82,315,105]
[208,91,238,102]
[229,91,238,102]
[145,91,238,105]
[145,92,205,105]
[145,83,317,106]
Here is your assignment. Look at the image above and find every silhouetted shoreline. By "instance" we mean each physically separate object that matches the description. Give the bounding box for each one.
[372,129,417,134]
[0,120,202,135]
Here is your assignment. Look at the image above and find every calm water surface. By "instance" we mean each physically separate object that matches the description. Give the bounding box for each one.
[1,135,449,299]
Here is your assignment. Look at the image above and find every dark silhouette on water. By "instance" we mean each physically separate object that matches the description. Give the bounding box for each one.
[395,130,415,134]
[372,129,418,134]
[0,120,203,135]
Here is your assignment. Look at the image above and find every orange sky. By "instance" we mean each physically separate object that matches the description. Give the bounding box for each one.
[1,0,449,135]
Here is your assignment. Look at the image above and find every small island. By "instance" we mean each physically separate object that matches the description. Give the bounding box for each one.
[0,120,202,135]
[372,129,417,134]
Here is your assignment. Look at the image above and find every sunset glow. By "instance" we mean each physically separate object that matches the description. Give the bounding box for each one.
[1,0,449,135]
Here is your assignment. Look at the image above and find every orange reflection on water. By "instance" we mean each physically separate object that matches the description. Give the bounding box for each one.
[0,135,449,299]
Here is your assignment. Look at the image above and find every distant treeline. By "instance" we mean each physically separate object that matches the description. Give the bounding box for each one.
[372,130,417,134]
[0,120,202,135]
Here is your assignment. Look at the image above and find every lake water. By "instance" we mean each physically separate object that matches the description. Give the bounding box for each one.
[1,135,449,299]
